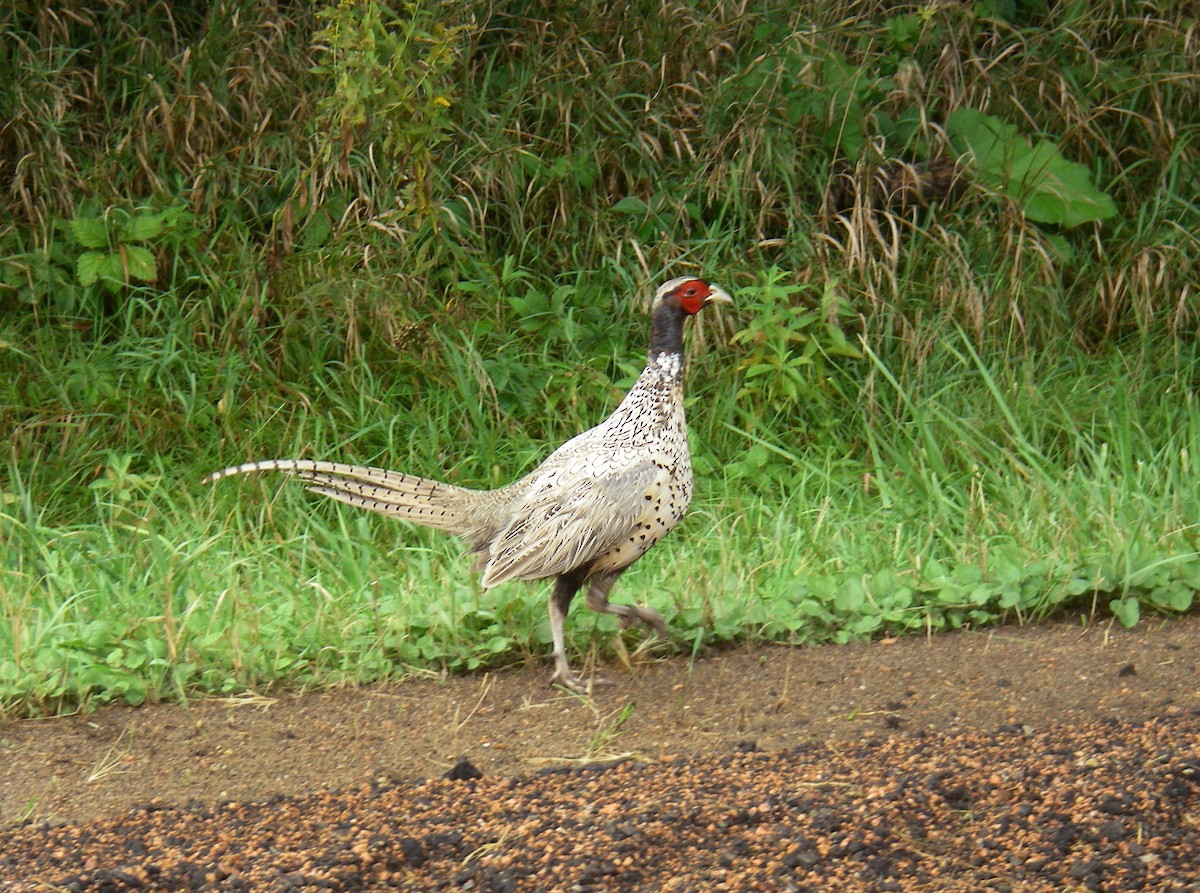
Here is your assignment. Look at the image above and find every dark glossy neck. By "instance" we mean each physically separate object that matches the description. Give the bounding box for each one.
[648,301,686,358]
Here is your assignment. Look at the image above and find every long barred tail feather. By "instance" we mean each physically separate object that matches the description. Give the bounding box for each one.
[202,459,480,535]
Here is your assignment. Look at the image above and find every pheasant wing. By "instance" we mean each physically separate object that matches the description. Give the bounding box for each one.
[478,455,666,587]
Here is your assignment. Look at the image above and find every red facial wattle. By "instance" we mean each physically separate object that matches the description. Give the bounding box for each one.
[675,279,711,315]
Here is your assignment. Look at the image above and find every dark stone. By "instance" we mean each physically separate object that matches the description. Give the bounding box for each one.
[443,756,483,781]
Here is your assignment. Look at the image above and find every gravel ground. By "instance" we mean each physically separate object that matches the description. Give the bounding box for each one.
[2,715,1198,891]
[3,618,1199,891]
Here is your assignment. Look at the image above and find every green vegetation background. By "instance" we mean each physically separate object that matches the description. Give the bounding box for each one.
[2,0,1198,714]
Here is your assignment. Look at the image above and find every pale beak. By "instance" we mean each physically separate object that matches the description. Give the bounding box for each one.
[705,285,733,306]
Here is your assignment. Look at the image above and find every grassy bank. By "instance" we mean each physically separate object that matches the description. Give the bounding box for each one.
[2,0,1198,714]
[4,326,1197,714]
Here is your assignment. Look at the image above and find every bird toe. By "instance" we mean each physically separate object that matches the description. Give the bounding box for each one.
[550,667,587,694]
[620,605,667,636]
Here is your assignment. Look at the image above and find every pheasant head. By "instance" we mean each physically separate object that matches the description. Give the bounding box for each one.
[649,277,732,357]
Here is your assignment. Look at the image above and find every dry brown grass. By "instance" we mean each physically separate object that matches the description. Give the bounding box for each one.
[1,0,1195,346]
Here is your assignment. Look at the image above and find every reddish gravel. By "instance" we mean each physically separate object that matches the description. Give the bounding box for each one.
[4,619,1200,891]
[3,715,1198,891]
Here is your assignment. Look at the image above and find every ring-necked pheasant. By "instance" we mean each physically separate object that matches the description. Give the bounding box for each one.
[204,276,732,692]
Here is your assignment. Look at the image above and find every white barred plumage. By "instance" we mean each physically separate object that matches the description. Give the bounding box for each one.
[204,277,732,692]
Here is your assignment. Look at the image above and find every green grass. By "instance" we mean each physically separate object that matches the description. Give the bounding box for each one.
[1,0,1199,715]
[3,329,1198,715]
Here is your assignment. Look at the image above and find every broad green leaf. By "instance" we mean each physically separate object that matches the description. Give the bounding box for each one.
[484,635,510,653]
[98,253,126,280]
[1045,233,1075,262]
[948,108,1117,228]
[119,211,167,242]
[1010,141,1118,227]
[612,196,649,215]
[70,216,109,249]
[947,108,1021,175]
[122,245,157,282]
[98,253,128,292]
[1109,596,1140,627]
[1167,588,1193,611]
[76,251,105,286]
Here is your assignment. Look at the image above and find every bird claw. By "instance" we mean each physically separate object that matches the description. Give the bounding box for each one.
[550,664,585,694]
[550,667,611,695]
[553,676,587,695]
[549,603,668,694]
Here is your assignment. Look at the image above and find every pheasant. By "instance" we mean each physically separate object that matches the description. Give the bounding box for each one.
[204,276,732,692]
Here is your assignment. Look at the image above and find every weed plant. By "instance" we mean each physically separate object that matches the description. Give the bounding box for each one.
[1,0,1198,714]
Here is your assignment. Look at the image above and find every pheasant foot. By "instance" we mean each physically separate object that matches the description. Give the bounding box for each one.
[616,604,668,636]
[586,583,668,638]
[549,662,610,695]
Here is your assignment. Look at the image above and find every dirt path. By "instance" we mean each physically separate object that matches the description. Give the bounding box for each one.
[1,616,1198,890]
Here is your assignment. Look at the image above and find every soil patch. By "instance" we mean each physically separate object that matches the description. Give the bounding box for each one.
[1,617,1198,890]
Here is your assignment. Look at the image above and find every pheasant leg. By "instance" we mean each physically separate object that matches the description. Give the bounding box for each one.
[548,573,587,693]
